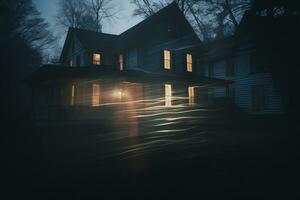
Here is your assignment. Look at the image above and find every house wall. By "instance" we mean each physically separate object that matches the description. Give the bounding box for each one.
[234,53,282,114]
[31,79,207,121]
[62,34,117,68]
[123,35,200,76]
[64,36,84,67]
[202,49,283,114]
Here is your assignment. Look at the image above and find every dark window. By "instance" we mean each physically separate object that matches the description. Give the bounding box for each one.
[226,58,235,77]
[226,86,235,100]
[119,54,124,71]
[250,51,267,74]
[252,85,265,112]
[71,41,75,54]
[76,55,81,67]
[208,63,214,77]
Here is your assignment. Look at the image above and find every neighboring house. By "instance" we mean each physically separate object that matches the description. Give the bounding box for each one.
[200,13,283,114]
[27,2,283,121]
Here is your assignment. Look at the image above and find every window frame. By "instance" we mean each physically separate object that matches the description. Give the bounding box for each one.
[92,84,101,107]
[76,55,81,67]
[71,84,75,106]
[188,86,195,105]
[226,58,235,77]
[119,54,124,71]
[208,63,214,77]
[252,85,265,112]
[93,53,101,65]
[163,50,171,70]
[165,84,172,107]
[186,53,193,72]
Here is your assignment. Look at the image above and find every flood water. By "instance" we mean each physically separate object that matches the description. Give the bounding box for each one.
[4,87,299,199]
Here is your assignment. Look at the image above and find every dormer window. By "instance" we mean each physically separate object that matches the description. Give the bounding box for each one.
[186,53,193,72]
[164,50,171,69]
[93,53,101,65]
[119,54,124,71]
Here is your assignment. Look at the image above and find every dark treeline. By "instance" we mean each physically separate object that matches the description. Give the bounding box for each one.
[249,0,300,120]
[0,0,55,119]
[131,0,300,41]
[56,0,117,33]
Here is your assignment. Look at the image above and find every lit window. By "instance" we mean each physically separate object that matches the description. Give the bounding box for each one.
[119,54,124,71]
[187,53,193,72]
[188,86,195,105]
[71,85,75,105]
[93,53,101,65]
[165,84,172,107]
[92,84,101,107]
[164,50,171,69]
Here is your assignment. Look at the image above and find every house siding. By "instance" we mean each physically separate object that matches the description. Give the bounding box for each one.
[204,51,283,114]
[64,36,84,66]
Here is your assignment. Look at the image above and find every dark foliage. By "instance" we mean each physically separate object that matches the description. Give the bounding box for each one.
[250,0,300,120]
[0,0,54,118]
[56,0,116,33]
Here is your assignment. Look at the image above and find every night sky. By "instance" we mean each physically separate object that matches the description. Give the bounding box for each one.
[33,0,143,46]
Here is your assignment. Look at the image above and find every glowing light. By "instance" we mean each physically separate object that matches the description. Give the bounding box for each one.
[93,53,101,65]
[188,86,195,105]
[71,85,75,105]
[165,84,172,107]
[119,54,124,71]
[186,53,193,72]
[164,50,171,69]
[92,84,101,107]
[113,89,126,100]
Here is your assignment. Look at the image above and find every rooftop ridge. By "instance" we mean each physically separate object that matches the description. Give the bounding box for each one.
[70,27,118,37]
[120,1,178,36]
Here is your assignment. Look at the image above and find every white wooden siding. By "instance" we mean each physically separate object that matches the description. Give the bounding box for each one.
[205,53,282,114]
[233,54,282,113]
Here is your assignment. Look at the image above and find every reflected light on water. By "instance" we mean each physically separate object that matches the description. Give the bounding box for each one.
[36,79,223,173]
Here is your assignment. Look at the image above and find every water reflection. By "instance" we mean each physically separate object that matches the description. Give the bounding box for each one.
[65,80,213,138]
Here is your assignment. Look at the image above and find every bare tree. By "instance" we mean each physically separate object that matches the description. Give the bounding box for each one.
[131,0,168,17]
[131,0,252,40]
[131,0,214,40]
[0,0,56,116]
[18,9,56,51]
[87,0,117,32]
[206,0,252,31]
[56,0,117,32]
[56,0,90,30]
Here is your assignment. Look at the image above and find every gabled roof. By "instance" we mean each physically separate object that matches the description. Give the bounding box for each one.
[201,36,236,61]
[72,28,118,51]
[119,2,200,46]
[60,28,117,62]
[60,2,200,61]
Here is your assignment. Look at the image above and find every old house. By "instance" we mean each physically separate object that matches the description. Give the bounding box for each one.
[200,12,283,114]
[29,2,229,121]
[28,2,283,122]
